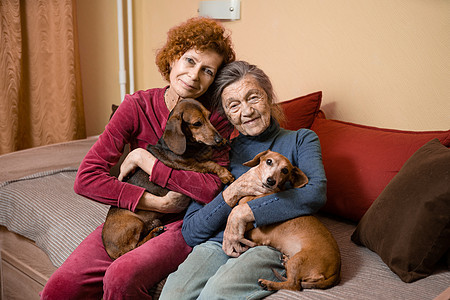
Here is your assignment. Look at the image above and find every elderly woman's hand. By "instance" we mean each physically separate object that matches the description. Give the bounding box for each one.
[222,203,256,257]
[118,148,157,181]
[222,166,273,207]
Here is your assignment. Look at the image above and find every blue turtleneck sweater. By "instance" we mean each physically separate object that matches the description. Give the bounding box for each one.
[181,122,327,247]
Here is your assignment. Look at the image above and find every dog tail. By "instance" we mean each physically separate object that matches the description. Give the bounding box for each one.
[300,271,340,289]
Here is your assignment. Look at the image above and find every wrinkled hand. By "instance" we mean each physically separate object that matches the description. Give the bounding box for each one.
[222,166,273,207]
[118,148,156,181]
[223,204,256,257]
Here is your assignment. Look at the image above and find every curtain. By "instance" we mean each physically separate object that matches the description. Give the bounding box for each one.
[0,0,86,155]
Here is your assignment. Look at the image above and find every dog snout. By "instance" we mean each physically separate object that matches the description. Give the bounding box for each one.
[214,133,224,145]
[266,177,276,186]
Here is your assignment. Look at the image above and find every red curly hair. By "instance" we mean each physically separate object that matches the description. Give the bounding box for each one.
[156,17,235,82]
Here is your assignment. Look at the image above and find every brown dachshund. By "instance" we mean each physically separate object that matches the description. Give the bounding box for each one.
[102,98,234,260]
[238,150,341,291]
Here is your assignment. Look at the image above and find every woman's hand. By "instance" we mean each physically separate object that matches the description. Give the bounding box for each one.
[222,166,272,207]
[118,148,157,181]
[137,191,191,213]
[222,203,256,257]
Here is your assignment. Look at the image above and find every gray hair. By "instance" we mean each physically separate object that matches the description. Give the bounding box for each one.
[212,61,285,124]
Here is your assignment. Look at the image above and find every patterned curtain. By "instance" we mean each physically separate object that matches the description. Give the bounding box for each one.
[0,0,86,155]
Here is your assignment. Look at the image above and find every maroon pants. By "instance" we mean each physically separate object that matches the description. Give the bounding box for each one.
[40,219,191,299]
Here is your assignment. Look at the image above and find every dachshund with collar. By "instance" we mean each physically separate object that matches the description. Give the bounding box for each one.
[238,150,341,291]
[102,98,234,260]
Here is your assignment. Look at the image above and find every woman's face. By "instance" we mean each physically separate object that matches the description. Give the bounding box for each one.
[221,75,272,136]
[168,48,223,100]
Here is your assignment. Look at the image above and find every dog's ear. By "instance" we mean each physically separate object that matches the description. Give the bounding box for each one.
[290,167,309,188]
[243,150,270,167]
[163,114,186,155]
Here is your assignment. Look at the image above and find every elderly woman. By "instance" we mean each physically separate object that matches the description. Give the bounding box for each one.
[41,17,235,299]
[159,61,327,300]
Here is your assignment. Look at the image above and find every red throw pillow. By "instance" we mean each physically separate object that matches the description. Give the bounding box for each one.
[311,118,450,221]
[279,91,322,130]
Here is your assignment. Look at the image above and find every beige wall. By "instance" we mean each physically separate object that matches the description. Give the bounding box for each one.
[77,0,450,136]
[77,0,119,136]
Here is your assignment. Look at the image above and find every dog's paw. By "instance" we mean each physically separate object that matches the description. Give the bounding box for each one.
[151,219,163,228]
[259,279,279,291]
[280,254,289,266]
[218,169,235,184]
[258,279,268,290]
[150,226,166,237]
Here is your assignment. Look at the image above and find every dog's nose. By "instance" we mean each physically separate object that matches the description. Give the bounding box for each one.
[214,134,224,144]
[266,177,276,186]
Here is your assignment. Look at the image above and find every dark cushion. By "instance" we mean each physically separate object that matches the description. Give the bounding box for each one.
[351,139,450,282]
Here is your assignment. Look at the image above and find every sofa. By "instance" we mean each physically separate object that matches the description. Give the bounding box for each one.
[1,91,449,299]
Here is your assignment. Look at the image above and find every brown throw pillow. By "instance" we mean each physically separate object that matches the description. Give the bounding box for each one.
[351,138,450,283]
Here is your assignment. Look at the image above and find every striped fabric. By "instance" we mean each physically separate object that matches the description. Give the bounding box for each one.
[0,167,449,299]
[0,168,108,267]
[264,215,450,300]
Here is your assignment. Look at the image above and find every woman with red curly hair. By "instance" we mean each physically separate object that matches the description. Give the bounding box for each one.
[41,17,235,299]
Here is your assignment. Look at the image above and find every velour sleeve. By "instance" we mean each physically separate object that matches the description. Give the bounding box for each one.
[74,96,146,211]
[248,130,327,227]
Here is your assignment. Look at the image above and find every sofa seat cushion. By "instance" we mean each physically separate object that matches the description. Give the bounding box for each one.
[0,168,108,267]
[351,139,450,282]
[311,117,450,221]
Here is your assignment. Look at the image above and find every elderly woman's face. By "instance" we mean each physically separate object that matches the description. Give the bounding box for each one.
[221,75,271,136]
[169,48,223,99]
